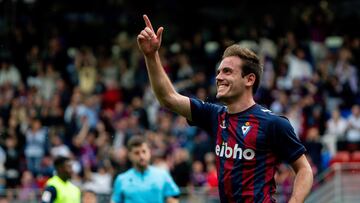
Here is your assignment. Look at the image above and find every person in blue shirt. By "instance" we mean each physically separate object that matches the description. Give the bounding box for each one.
[111,136,180,203]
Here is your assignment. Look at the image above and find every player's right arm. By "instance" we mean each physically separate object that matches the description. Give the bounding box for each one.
[111,175,123,203]
[137,15,191,120]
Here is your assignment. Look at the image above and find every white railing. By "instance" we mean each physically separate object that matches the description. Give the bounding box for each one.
[306,163,360,203]
[3,167,359,203]
[0,185,292,203]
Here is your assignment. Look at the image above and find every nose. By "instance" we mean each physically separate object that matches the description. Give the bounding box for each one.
[216,71,223,81]
[139,152,146,159]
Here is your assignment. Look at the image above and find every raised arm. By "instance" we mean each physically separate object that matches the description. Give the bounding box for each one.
[289,154,314,203]
[137,15,191,120]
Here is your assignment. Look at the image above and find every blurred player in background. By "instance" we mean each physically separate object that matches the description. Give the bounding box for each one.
[41,156,81,203]
[111,136,180,203]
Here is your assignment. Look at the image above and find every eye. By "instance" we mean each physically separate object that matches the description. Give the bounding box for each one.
[223,68,232,74]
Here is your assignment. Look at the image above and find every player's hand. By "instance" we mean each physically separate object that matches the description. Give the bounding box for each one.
[137,15,164,56]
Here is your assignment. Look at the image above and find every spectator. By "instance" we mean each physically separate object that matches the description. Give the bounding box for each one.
[322,108,347,155]
[171,148,191,188]
[82,190,98,203]
[286,47,313,84]
[83,164,112,196]
[190,161,207,187]
[4,135,21,193]
[17,170,38,201]
[49,134,71,158]
[24,118,47,175]
[346,104,360,150]
[0,59,21,87]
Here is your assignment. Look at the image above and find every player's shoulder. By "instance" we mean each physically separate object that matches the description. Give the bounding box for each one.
[269,114,292,128]
[148,166,168,175]
[190,97,225,111]
[256,105,290,124]
[115,168,135,181]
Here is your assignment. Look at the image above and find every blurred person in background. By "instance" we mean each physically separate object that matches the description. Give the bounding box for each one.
[0,58,21,88]
[41,156,81,203]
[24,118,47,176]
[111,136,180,203]
[346,104,360,150]
[171,148,191,188]
[322,108,347,155]
[17,170,38,201]
[3,135,21,199]
[137,15,313,203]
[82,190,97,203]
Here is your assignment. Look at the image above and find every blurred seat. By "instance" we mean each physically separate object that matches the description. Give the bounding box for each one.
[351,151,360,163]
[329,151,351,166]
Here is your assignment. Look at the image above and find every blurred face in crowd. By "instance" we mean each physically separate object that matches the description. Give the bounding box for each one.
[31,119,42,131]
[82,191,97,203]
[352,105,360,117]
[129,143,151,172]
[331,109,341,120]
[216,56,252,104]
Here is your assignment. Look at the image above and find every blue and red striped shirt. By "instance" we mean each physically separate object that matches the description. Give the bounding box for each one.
[188,98,306,203]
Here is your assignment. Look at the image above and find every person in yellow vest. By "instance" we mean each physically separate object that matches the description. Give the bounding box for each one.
[41,156,81,203]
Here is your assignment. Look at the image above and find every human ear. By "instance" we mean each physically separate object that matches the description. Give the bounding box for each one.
[246,73,256,85]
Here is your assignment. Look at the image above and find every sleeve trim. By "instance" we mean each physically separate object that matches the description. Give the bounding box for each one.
[287,146,306,163]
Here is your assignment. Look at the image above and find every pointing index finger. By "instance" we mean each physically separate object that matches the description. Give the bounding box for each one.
[143,15,154,31]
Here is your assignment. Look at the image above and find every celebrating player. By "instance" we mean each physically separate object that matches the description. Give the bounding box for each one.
[137,15,313,203]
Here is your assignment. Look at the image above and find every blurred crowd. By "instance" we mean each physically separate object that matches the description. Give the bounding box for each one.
[0,0,360,202]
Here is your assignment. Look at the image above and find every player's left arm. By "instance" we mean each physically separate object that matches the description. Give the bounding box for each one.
[270,116,313,203]
[289,154,313,203]
[162,170,180,203]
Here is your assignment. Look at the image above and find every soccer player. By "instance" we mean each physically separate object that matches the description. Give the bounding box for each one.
[41,156,81,203]
[111,136,180,203]
[137,15,313,203]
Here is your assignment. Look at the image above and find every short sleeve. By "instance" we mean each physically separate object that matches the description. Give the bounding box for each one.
[41,186,56,203]
[111,175,123,203]
[271,116,306,163]
[187,98,223,133]
[162,170,180,198]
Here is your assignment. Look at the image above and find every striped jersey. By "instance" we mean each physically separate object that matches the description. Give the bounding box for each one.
[188,98,306,203]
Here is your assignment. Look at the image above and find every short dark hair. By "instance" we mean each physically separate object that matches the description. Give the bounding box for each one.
[54,156,70,170]
[222,44,263,94]
[127,136,147,151]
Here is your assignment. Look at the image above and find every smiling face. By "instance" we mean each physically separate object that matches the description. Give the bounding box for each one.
[216,56,250,104]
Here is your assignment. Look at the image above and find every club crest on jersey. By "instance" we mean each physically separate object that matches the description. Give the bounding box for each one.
[241,122,252,136]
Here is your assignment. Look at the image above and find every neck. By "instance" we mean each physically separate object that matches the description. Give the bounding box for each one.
[225,94,256,114]
[134,165,148,173]
[57,174,68,182]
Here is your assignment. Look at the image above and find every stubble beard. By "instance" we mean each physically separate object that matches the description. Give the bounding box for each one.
[135,161,148,172]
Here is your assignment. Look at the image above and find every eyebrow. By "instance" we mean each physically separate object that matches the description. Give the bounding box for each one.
[217,66,233,72]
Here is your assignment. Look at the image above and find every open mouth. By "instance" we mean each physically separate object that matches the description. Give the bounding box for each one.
[217,84,228,91]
